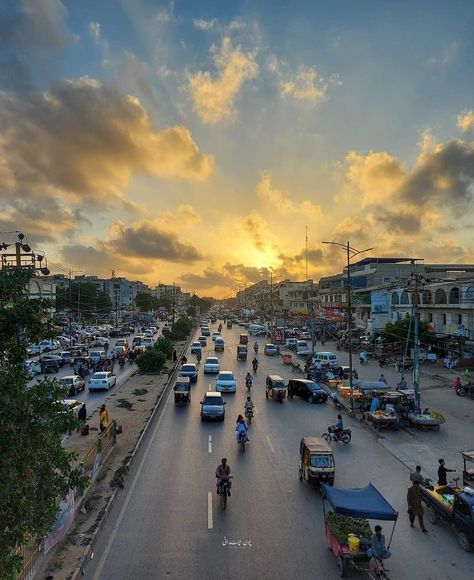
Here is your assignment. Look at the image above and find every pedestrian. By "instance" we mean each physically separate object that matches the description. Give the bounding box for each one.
[407,480,428,532]
[379,374,388,385]
[99,404,109,434]
[78,402,87,423]
[370,393,380,413]
[437,459,455,486]
[173,349,177,362]
[410,465,424,484]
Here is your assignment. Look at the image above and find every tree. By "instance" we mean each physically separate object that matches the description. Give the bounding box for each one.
[55,282,111,315]
[136,348,166,373]
[134,292,156,313]
[381,315,432,350]
[0,269,87,575]
[155,336,174,359]
[171,316,193,340]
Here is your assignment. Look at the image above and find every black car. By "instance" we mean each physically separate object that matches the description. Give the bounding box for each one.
[41,359,60,374]
[109,329,124,338]
[288,379,327,404]
[40,354,65,368]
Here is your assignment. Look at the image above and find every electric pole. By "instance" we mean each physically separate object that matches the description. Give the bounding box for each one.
[407,263,427,413]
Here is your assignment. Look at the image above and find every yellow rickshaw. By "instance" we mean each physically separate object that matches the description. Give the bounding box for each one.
[265,375,287,403]
[237,345,248,361]
[174,376,191,406]
[299,437,335,488]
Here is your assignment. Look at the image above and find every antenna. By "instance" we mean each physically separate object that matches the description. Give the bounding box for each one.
[305,225,308,281]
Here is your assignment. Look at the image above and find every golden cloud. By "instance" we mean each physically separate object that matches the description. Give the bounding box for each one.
[457,110,474,133]
[188,37,259,124]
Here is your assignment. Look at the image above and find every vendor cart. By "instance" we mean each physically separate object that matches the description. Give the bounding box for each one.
[362,408,401,430]
[322,483,398,578]
[407,411,445,431]
[463,450,474,487]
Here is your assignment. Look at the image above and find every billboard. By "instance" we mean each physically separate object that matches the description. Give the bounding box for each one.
[371,292,388,314]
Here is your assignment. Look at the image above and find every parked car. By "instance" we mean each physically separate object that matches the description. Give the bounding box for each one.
[88,371,117,392]
[41,359,59,374]
[204,357,220,374]
[40,354,65,367]
[179,363,198,383]
[59,375,86,396]
[59,351,74,365]
[264,343,278,356]
[200,392,226,421]
[216,371,237,393]
[190,342,202,354]
[287,379,328,404]
[39,339,60,353]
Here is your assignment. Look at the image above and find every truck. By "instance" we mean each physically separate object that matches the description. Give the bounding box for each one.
[420,485,474,551]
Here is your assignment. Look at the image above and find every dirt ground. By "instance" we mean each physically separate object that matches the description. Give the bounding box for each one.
[36,349,183,580]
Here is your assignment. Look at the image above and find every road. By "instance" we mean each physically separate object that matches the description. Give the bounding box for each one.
[86,325,472,580]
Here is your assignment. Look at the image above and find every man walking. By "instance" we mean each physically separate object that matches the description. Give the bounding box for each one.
[407,480,427,532]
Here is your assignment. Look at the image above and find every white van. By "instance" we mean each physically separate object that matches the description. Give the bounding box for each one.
[248,324,267,336]
[312,351,338,368]
[296,340,310,356]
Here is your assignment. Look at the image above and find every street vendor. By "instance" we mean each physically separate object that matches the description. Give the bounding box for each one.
[370,393,380,413]
[367,525,391,572]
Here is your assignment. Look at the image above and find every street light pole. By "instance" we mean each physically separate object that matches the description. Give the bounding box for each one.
[322,240,373,413]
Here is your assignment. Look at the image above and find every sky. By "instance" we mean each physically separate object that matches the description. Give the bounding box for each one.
[0,0,474,298]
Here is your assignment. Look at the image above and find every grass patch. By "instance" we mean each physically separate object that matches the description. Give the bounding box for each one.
[132,388,148,396]
[116,398,134,411]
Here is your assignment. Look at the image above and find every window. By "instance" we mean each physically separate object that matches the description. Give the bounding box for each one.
[435,289,447,304]
[443,314,447,325]
[422,290,432,304]
[427,313,433,323]
[449,287,460,304]
[465,286,474,303]
[400,291,410,305]
[391,292,400,305]
[458,314,462,325]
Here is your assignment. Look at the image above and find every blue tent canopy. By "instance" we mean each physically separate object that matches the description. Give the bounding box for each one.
[322,483,398,521]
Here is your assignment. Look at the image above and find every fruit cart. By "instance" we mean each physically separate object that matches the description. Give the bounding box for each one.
[407,410,446,431]
[322,483,398,578]
[362,408,401,430]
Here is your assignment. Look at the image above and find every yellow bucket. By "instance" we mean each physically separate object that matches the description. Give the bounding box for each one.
[348,534,360,552]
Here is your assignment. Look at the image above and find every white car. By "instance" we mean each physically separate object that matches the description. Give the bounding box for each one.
[59,375,86,396]
[216,371,237,393]
[88,371,117,392]
[94,336,110,347]
[39,339,60,353]
[144,330,154,338]
[211,332,221,342]
[203,357,220,374]
[60,399,83,417]
[190,342,202,354]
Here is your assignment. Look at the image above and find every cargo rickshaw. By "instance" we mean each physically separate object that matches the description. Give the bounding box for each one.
[322,483,398,578]
[299,437,335,489]
[265,374,287,403]
[174,376,191,407]
[237,344,248,361]
[462,450,474,487]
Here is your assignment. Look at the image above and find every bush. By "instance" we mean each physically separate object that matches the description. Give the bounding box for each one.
[155,336,174,359]
[136,349,166,373]
[171,316,193,340]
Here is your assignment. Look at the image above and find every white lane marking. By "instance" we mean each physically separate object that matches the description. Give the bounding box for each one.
[208,491,213,529]
[92,384,173,580]
[208,435,212,453]
[266,434,275,453]
[208,383,212,391]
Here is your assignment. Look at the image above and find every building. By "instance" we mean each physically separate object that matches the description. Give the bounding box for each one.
[276,279,318,314]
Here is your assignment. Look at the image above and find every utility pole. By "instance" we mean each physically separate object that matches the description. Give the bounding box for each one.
[322,240,373,413]
[407,263,427,413]
[172,282,176,327]
[305,225,308,281]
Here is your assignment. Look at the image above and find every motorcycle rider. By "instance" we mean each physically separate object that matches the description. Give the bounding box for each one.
[359,351,368,365]
[253,341,259,353]
[453,376,462,390]
[244,396,254,414]
[252,357,259,372]
[235,414,249,443]
[181,355,187,365]
[215,458,231,496]
[196,351,202,363]
[245,372,253,388]
[333,414,344,439]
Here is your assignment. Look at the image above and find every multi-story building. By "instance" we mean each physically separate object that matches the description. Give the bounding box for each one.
[276,279,318,314]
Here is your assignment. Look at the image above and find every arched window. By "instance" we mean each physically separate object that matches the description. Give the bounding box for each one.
[400,291,410,305]
[465,286,474,303]
[391,292,399,305]
[422,289,432,304]
[435,289,447,304]
[449,287,460,304]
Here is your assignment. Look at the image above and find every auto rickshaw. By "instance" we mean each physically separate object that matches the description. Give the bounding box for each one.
[239,333,249,345]
[174,376,191,407]
[299,437,335,488]
[237,345,248,361]
[265,375,287,403]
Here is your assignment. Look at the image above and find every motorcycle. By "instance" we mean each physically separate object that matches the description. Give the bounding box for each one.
[322,425,352,444]
[395,361,413,373]
[217,476,232,509]
[245,407,254,425]
[378,357,393,368]
[253,343,259,354]
[455,382,474,399]
[119,357,125,369]
[291,362,303,373]
[246,378,252,391]
[196,353,202,364]
[359,357,368,365]
[238,431,247,453]
[252,360,258,373]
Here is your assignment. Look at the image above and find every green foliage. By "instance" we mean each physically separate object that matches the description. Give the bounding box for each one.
[186,305,196,316]
[189,294,213,313]
[136,348,166,373]
[56,282,112,314]
[134,292,156,313]
[171,316,193,340]
[381,314,431,348]
[155,336,174,359]
[0,269,87,575]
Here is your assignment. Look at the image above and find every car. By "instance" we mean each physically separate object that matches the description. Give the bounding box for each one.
[89,349,106,364]
[179,363,198,383]
[132,335,145,347]
[216,371,237,393]
[39,339,60,353]
[211,332,221,342]
[115,339,129,349]
[190,342,202,354]
[264,343,278,356]
[300,332,312,340]
[109,329,124,338]
[113,345,127,356]
[203,357,220,374]
[201,327,210,337]
[41,359,59,373]
[59,375,86,396]
[59,351,74,365]
[27,344,41,356]
[144,330,155,338]
[285,338,298,350]
[198,336,207,347]
[214,337,225,352]
[40,354,65,367]
[141,337,154,349]
[287,379,328,404]
[93,336,110,347]
[60,399,83,417]
[88,371,117,392]
[200,392,226,421]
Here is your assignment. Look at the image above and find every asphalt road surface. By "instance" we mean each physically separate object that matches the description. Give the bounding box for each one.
[86,324,472,580]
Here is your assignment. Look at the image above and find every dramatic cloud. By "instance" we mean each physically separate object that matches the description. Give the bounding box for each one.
[268,57,341,104]
[158,204,201,227]
[188,37,259,124]
[0,77,214,211]
[457,110,474,133]
[256,171,322,219]
[240,210,266,250]
[193,18,217,30]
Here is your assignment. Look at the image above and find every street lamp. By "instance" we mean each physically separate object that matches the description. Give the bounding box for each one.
[322,241,373,413]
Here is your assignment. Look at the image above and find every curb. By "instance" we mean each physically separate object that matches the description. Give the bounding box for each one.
[69,332,195,577]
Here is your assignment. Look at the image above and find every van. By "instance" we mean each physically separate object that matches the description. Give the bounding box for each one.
[296,340,310,356]
[248,324,267,336]
[312,351,338,368]
[214,337,225,352]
